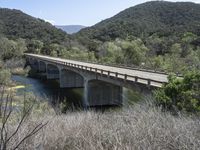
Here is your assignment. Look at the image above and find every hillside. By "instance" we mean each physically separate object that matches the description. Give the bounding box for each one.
[56,25,86,34]
[76,1,200,41]
[0,8,96,64]
[74,1,200,73]
[0,8,69,44]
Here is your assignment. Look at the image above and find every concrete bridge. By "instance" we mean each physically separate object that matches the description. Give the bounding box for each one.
[25,53,168,106]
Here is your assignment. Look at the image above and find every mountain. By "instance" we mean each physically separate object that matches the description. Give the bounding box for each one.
[56,25,86,34]
[0,8,70,44]
[76,1,200,42]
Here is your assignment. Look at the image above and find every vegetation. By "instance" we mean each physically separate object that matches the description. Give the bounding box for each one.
[1,1,200,74]
[76,1,200,41]
[0,91,48,150]
[0,71,51,149]
[97,38,148,65]
[75,1,200,73]
[3,102,200,150]
[0,8,86,62]
[0,69,11,85]
[0,8,69,44]
[154,70,200,113]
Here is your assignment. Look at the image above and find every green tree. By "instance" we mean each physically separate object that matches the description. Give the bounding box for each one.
[97,42,123,63]
[15,38,27,56]
[170,43,182,55]
[0,37,17,60]
[119,38,149,65]
[27,39,43,54]
[154,71,200,112]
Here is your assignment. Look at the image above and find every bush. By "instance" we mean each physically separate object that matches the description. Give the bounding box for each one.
[0,69,11,85]
[154,71,200,112]
[0,89,50,149]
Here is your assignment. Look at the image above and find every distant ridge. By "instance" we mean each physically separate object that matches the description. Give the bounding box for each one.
[55,25,86,34]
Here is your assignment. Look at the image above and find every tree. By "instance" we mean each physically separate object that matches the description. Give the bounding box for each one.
[154,71,200,112]
[15,38,27,57]
[97,42,123,63]
[170,43,182,55]
[0,37,27,61]
[27,39,43,54]
[0,37,17,60]
[118,38,149,65]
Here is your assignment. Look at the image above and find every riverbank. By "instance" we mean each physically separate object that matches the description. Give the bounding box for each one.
[11,67,29,76]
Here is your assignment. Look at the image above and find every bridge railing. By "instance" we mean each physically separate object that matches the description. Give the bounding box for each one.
[25,54,168,87]
[57,57,181,77]
[61,61,167,87]
[72,59,169,75]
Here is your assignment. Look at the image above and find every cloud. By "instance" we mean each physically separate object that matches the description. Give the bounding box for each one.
[45,19,56,25]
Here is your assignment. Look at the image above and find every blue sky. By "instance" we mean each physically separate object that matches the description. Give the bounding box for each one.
[0,0,200,26]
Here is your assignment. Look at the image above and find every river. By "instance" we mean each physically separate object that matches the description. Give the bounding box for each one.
[11,75,136,110]
[11,75,84,108]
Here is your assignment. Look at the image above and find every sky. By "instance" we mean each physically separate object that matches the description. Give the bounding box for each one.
[0,0,200,26]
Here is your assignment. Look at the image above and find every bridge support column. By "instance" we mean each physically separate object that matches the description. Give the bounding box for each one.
[86,80,123,106]
[46,64,59,79]
[38,61,46,73]
[28,58,39,72]
[60,69,84,88]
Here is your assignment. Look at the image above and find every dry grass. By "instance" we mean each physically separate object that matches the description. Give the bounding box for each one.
[6,102,200,150]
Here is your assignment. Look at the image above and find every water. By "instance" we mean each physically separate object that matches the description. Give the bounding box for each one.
[11,75,84,108]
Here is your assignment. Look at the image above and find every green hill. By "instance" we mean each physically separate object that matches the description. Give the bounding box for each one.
[74,1,200,73]
[0,8,96,63]
[76,1,200,41]
[0,8,80,61]
[0,8,69,44]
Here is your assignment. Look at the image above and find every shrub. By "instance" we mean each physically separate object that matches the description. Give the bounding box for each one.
[154,71,200,112]
[7,102,200,150]
[0,69,11,85]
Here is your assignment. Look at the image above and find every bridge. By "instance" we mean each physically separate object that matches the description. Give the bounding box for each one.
[25,53,168,106]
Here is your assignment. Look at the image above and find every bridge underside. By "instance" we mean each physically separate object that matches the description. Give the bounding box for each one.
[60,69,84,88]
[28,58,39,71]
[38,61,46,73]
[47,64,59,79]
[87,80,123,106]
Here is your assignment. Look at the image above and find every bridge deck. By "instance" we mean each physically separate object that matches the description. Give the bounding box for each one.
[25,53,169,87]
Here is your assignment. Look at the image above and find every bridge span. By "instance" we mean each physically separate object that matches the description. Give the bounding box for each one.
[25,53,168,106]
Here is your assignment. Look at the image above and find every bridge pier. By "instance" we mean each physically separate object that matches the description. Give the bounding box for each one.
[28,58,39,72]
[60,69,84,88]
[46,64,59,79]
[38,61,47,73]
[86,80,123,106]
